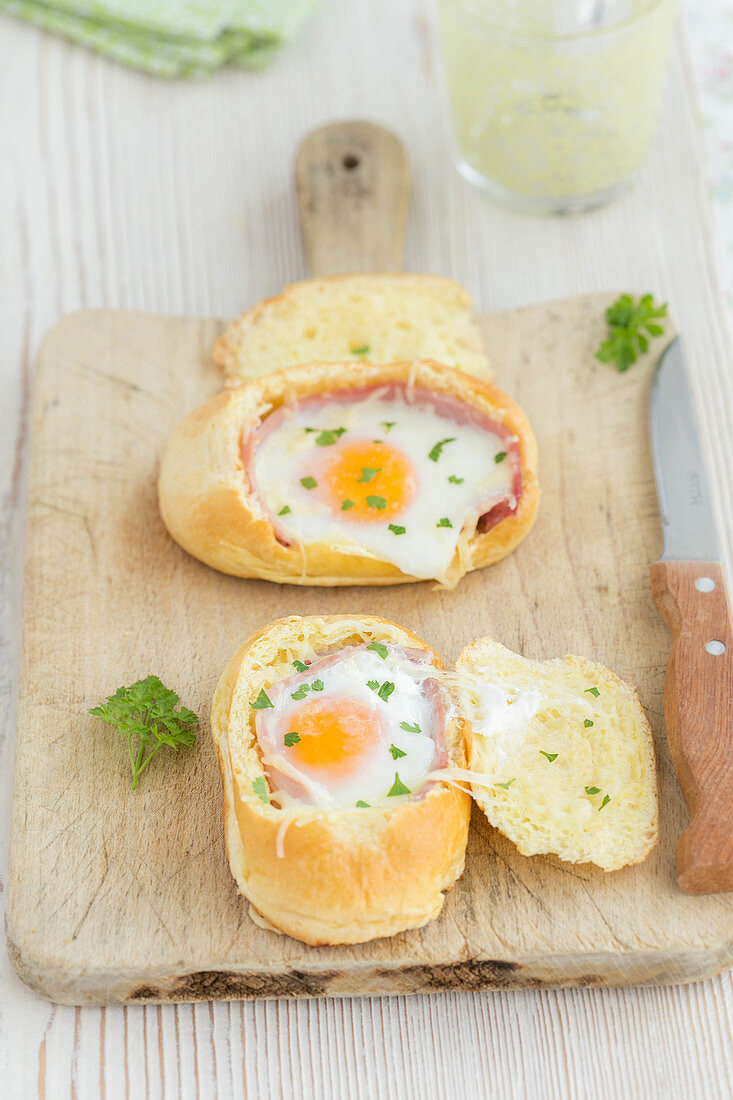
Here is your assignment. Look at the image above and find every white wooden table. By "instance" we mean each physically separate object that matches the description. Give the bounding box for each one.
[2,2,733,1096]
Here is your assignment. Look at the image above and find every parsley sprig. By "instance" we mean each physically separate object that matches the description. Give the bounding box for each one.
[89,676,197,790]
[596,293,668,372]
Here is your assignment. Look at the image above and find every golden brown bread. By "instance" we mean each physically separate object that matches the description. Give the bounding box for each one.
[211,615,471,946]
[158,358,540,587]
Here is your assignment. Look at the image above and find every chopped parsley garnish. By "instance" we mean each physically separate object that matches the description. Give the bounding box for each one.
[585,786,601,796]
[292,660,308,672]
[355,800,370,808]
[378,681,395,702]
[585,687,600,698]
[389,744,407,760]
[315,427,346,446]
[448,475,464,484]
[366,679,379,691]
[278,505,291,515]
[595,293,668,373]
[400,721,421,733]
[539,750,558,762]
[436,517,452,528]
[599,794,612,811]
[351,344,371,356]
[291,685,309,700]
[382,421,396,432]
[341,499,355,510]
[428,437,456,462]
[387,773,411,797]
[284,731,301,747]
[358,467,381,483]
[388,524,406,535]
[250,688,274,710]
[310,679,324,692]
[300,476,317,490]
[367,495,387,510]
[584,719,594,728]
[496,778,516,790]
[494,451,507,464]
[367,640,389,660]
[252,776,269,803]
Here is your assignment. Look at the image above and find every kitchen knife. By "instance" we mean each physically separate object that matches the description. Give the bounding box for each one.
[649,336,733,894]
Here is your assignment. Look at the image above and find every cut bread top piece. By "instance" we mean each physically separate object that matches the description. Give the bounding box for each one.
[456,637,659,872]
[213,273,491,383]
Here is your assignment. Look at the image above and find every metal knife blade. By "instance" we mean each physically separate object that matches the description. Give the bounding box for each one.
[649,336,720,562]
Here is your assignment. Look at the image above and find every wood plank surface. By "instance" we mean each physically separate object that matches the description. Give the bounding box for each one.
[3,1,733,1096]
[7,295,733,1004]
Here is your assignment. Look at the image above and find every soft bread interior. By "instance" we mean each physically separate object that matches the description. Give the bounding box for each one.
[455,637,659,871]
[213,273,492,383]
[211,615,471,946]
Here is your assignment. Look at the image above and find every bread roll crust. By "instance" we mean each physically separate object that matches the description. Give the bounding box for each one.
[211,615,471,946]
[159,359,539,586]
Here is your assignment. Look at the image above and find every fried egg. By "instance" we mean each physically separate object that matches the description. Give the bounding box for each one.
[254,644,447,809]
[248,385,519,582]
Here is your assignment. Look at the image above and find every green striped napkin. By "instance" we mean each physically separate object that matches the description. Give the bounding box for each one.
[0,0,319,77]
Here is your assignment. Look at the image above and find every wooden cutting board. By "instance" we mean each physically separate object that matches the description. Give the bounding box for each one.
[7,294,733,1005]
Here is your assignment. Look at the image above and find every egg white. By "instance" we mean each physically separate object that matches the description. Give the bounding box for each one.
[252,389,515,581]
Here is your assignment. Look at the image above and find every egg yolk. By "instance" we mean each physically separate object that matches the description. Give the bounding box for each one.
[285,698,382,773]
[320,441,415,522]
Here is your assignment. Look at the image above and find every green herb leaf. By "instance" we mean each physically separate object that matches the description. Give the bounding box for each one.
[595,293,668,373]
[89,675,198,790]
[291,685,310,700]
[436,517,453,528]
[341,499,355,511]
[292,660,308,672]
[367,495,387,510]
[584,719,594,728]
[387,773,411,797]
[351,344,370,356]
[382,421,396,432]
[400,721,421,733]
[389,744,407,759]
[310,679,324,692]
[448,475,464,484]
[496,778,516,790]
[367,640,389,660]
[540,750,558,762]
[252,776,270,804]
[585,687,600,698]
[278,505,291,516]
[358,467,381,483]
[355,800,371,808]
[300,476,317,490]
[250,688,274,710]
[599,794,612,811]
[585,785,601,795]
[388,524,406,535]
[378,681,395,702]
[367,680,380,691]
[315,427,346,446]
[494,451,507,464]
[428,437,457,462]
[284,731,301,747]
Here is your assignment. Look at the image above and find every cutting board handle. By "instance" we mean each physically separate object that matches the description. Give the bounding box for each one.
[295,120,410,277]
[651,559,733,894]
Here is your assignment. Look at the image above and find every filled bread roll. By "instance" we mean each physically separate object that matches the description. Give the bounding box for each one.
[212,273,492,383]
[211,615,471,946]
[159,359,539,587]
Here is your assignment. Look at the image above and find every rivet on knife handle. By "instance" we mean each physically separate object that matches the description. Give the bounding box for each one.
[651,560,733,894]
[295,120,410,278]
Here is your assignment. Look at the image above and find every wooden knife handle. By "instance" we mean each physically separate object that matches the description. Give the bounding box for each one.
[295,120,410,277]
[651,560,733,893]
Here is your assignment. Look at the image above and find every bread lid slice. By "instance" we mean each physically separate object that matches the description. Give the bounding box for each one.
[454,637,659,871]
